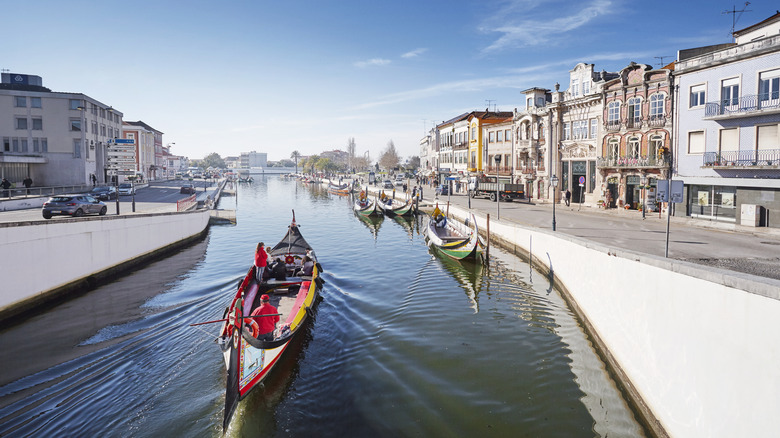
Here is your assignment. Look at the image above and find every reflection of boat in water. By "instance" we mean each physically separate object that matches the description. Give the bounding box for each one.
[355,211,384,239]
[391,214,418,238]
[434,253,484,313]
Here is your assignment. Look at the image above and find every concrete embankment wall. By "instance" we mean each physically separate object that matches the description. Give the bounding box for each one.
[0,209,210,322]
[444,204,780,438]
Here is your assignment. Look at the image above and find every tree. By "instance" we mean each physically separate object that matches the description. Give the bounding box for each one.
[346,138,356,171]
[202,152,226,169]
[276,159,295,167]
[406,155,420,170]
[378,140,400,171]
[290,150,301,174]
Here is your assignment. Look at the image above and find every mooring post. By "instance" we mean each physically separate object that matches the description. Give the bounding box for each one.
[486,213,491,260]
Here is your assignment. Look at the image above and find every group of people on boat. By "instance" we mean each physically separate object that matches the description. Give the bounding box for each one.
[432,206,447,228]
[253,242,314,284]
[357,190,369,208]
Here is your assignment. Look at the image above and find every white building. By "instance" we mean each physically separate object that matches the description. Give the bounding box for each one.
[1,73,123,186]
[240,151,267,168]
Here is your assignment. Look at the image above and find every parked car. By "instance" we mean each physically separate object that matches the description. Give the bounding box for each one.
[42,195,107,219]
[90,186,117,200]
[118,183,135,196]
[180,184,196,194]
[394,175,405,186]
[382,179,394,189]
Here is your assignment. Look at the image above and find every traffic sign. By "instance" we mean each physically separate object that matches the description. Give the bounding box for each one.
[578,176,585,185]
[113,139,135,144]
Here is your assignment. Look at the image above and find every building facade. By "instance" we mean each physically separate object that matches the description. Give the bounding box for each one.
[240,151,268,168]
[1,73,123,186]
[674,13,780,227]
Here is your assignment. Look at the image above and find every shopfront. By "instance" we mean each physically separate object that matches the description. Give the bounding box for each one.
[688,185,737,222]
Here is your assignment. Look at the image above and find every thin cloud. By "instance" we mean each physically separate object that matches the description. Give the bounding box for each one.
[401,48,428,58]
[354,58,392,68]
[481,0,614,52]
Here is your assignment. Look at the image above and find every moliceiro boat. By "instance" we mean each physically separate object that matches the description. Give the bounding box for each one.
[216,213,323,430]
[426,208,485,261]
[377,192,414,217]
[354,190,381,217]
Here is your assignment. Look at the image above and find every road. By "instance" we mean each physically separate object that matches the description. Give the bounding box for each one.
[0,179,218,223]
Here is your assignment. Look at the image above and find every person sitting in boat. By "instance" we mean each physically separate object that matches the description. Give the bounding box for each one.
[270,257,287,281]
[295,255,314,277]
[250,294,279,341]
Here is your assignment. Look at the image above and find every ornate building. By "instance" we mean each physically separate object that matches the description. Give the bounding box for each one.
[599,62,673,210]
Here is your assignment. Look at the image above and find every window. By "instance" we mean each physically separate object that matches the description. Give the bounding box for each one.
[92,121,97,134]
[719,128,739,154]
[608,139,619,159]
[757,124,778,151]
[73,139,81,158]
[69,99,81,110]
[583,81,590,95]
[540,124,545,140]
[608,101,620,123]
[3,138,9,152]
[489,131,495,143]
[496,130,503,142]
[471,127,476,140]
[628,137,640,159]
[759,69,780,104]
[721,77,739,107]
[563,122,571,140]
[650,135,663,158]
[688,131,705,154]
[650,93,665,119]
[690,84,705,107]
[32,118,42,130]
[31,97,41,108]
[70,119,81,131]
[537,97,546,107]
[16,118,28,130]
[505,129,511,141]
[627,97,641,125]
[33,138,39,152]
[41,138,48,152]
[590,119,597,138]
[527,97,533,108]
[571,79,579,96]
[101,125,106,136]
[21,139,28,152]
[15,96,26,107]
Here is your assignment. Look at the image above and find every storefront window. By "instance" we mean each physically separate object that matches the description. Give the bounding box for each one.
[689,185,737,221]
[589,161,596,193]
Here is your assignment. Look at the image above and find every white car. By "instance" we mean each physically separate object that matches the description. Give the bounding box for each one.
[394,176,405,186]
[118,183,135,195]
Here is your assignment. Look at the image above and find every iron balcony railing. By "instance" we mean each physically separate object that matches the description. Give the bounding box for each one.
[597,155,670,168]
[704,94,780,118]
[702,149,780,167]
[485,166,513,176]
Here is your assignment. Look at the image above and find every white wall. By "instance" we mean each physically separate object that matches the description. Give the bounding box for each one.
[447,204,780,438]
[0,210,210,312]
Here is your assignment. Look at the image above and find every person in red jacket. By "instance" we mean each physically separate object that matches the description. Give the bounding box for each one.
[250,294,279,341]
[254,242,268,282]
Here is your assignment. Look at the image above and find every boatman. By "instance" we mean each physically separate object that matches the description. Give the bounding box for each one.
[250,295,279,341]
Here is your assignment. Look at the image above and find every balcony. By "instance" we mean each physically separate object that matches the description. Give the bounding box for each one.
[597,155,670,169]
[605,121,621,132]
[702,149,780,168]
[647,115,667,127]
[485,165,513,176]
[704,94,780,119]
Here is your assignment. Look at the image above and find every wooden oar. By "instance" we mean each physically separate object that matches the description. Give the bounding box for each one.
[189,314,282,327]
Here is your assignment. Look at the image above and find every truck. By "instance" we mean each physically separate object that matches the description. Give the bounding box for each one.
[468,176,525,201]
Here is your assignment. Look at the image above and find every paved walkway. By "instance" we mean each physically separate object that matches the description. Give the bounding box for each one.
[357,181,780,282]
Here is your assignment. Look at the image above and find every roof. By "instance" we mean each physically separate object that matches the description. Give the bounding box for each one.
[733,11,780,36]
[124,120,164,135]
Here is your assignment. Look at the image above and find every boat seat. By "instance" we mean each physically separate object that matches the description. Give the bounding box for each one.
[439,236,465,242]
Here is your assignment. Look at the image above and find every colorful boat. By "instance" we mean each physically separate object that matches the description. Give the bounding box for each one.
[216,213,322,430]
[328,182,352,195]
[377,194,414,217]
[353,192,381,217]
[426,210,485,261]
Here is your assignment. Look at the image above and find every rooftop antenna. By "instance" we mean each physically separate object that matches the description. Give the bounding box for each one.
[654,56,671,67]
[0,68,9,73]
[723,2,752,39]
[485,99,496,112]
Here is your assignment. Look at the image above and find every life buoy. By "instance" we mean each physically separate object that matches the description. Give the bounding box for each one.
[246,319,260,338]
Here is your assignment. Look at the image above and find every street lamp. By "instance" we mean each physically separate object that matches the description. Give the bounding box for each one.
[551,174,559,231]
[494,154,501,220]
[641,174,647,220]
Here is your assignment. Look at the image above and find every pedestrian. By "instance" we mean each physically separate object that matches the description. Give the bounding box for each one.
[412,186,417,199]
[1,178,11,198]
[91,173,97,186]
[23,176,32,194]
[565,189,571,206]
[402,183,407,193]
[254,242,268,282]
[249,294,279,341]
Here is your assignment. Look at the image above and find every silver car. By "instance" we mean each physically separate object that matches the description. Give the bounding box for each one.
[118,183,135,195]
[42,195,107,219]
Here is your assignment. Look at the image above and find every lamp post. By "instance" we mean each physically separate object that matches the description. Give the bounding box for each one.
[641,174,647,220]
[551,174,559,231]
[494,154,501,220]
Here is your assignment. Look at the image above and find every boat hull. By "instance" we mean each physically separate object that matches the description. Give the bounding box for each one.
[426,213,485,261]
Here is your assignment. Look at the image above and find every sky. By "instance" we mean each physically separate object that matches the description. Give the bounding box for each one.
[3,0,778,162]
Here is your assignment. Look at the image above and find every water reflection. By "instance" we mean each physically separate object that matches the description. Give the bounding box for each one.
[431,255,484,313]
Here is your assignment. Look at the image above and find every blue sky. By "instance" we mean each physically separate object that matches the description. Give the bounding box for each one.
[3,0,777,162]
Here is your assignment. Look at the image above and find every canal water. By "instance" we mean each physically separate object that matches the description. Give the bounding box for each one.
[0,177,647,437]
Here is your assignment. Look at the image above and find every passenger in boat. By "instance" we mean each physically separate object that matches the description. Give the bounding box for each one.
[270,258,287,281]
[250,294,279,341]
[254,242,268,282]
[435,214,447,228]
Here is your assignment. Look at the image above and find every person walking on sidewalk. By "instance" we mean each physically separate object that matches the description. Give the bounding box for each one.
[565,189,571,206]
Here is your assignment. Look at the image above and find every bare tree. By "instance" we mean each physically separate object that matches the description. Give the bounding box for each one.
[346,138,356,172]
[378,140,400,171]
